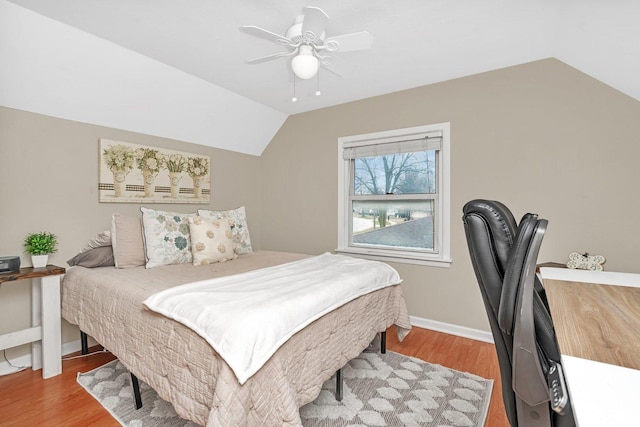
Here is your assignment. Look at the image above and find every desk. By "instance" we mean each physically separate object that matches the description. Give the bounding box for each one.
[541,268,640,427]
[0,265,65,379]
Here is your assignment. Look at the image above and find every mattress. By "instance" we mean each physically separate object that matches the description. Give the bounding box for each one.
[62,250,411,426]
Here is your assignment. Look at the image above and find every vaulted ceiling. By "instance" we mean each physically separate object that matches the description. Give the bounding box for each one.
[2,1,639,155]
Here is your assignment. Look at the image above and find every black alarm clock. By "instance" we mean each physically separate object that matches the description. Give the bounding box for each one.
[0,256,20,273]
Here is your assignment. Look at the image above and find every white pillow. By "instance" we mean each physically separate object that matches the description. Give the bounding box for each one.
[140,207,195,268]
[197,206,253,255]
[188,216,237,266]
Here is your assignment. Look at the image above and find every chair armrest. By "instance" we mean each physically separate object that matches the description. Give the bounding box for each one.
[512,219,551,407]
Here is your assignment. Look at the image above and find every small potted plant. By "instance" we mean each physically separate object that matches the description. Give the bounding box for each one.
[23,231,58,268]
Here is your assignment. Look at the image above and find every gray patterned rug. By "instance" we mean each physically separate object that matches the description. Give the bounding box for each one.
[77,351,492,427]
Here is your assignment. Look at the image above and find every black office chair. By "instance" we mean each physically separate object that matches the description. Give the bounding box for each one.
[462,200,575,427]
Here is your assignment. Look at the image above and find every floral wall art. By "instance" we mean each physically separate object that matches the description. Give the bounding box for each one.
[99,139,211,204]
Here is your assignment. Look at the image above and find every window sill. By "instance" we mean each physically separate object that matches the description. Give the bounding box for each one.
[335,248,452,267]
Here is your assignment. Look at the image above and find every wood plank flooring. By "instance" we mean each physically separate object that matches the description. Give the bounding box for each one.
[0,326,508,426]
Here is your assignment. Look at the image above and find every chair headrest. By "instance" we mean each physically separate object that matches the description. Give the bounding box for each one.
[462,199,518,275]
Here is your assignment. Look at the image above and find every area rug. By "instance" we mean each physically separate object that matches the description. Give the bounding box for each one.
[77,351,492,427]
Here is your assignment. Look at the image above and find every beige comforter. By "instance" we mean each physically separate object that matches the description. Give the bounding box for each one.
[62,251,411,426]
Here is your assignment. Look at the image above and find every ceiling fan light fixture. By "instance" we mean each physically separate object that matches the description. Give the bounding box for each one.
[291,46,319,79]
[243,6,374,99]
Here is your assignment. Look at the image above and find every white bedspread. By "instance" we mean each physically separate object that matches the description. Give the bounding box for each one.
[143,253,401,384]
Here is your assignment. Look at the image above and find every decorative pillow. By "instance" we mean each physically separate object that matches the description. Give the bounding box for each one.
[67,246,115,268]
[80,230,111,253]
[141,207,195,268]
[111,213,146,269]
[188,216,237,266]
[197,206,253,255]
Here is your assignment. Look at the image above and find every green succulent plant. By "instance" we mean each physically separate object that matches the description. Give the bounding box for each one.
[23,231,58,255]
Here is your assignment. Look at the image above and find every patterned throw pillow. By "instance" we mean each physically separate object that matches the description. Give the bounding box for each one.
[140,207,195,268]
[188,216,237,266]
[197,206,253,255]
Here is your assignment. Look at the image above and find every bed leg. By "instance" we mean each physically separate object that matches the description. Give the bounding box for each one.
[130,373,143,409]
[380,331,387,354]
[335,368,343,401]
[80,331,89,355]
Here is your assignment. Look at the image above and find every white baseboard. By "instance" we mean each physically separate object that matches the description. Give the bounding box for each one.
[0,339,82,377]
[2,317,493,376]
[409,315,494,344]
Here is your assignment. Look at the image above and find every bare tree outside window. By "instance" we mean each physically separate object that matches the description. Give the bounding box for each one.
[354,151,435,229]
[354,151,435,195]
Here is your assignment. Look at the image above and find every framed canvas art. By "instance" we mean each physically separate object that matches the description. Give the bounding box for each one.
[99,139,211,204]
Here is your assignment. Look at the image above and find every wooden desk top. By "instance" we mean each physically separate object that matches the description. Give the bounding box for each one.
[0,265,66,284]
[544,279,640,370]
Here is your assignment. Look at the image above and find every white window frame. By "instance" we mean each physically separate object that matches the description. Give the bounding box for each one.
[337,123,451,267]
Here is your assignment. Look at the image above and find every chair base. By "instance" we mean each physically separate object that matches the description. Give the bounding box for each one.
[516,398,552,427]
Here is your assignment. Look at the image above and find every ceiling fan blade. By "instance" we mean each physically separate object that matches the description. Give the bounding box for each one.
[301,6,329,41]
[241,25,291,45]
[317,53,345,77]
[247,51,296,64]
[320,64,342,78]
[324,31,374,52]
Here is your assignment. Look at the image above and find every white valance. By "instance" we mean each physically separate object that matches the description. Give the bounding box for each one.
[342,131,442,159]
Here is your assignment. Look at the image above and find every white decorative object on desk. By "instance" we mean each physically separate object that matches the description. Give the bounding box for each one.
[566,252,606,271]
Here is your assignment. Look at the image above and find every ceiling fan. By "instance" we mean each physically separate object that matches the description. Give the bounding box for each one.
[241,6,373,80]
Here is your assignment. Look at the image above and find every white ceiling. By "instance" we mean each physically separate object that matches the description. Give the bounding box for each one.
[3,0,640,154]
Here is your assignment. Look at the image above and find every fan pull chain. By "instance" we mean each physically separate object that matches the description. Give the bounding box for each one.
[292,76,298,102]
[315,71,321,96]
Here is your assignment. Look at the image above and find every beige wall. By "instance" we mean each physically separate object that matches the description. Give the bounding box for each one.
[0,107,262,359]
[261,58,640,332]
[2,57,639,363]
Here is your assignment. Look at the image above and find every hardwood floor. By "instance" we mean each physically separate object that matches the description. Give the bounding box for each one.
[0,327,508,426]
[0,347,115,426]
[386,325,508,427]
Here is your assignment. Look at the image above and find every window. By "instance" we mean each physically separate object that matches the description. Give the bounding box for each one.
[337,123,451,266]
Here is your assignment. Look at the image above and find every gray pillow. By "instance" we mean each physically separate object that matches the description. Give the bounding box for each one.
[67,246,115,268]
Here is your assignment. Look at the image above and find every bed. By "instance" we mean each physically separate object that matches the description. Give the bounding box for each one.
[62,249,411,426]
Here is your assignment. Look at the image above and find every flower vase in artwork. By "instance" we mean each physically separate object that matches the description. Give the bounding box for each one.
[143,169,155,197]
[111,168,127,197]
[192,175,202,198]
[169,172,181,198]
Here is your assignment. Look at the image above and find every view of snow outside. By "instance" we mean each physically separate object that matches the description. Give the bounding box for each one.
[351,150,435,249]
